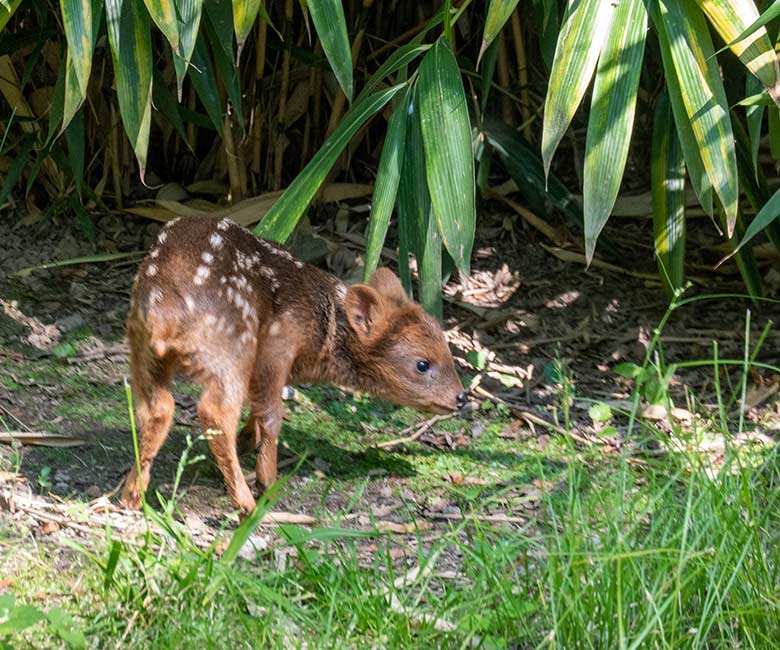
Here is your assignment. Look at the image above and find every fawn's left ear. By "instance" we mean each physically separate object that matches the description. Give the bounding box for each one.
[370,268,408,306]
[345,284,388,343]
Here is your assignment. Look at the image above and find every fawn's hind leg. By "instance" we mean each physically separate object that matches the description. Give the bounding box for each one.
[198,376,256,513]
[120,350,175,510]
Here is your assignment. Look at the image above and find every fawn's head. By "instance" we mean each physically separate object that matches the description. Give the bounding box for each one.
[345,269,467,414]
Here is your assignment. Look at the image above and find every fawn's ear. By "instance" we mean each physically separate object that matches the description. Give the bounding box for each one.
[370,268,408,306]
[345,284,387,343]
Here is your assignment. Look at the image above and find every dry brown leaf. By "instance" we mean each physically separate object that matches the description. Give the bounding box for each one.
[0,432,87,447]
[376,520,431,534]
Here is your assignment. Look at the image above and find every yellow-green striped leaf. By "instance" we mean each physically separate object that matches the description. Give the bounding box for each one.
[61,0,102,133]
[205,0,243,125]
[582,0,646,263]
[60,0,95,96]
[478,0,521,65]
[143,0,179,53]
[657,0,738,234]
[106,0,153,180]
[0,0,22,33]
[695,0,780,107]
[176,0,204,101]
[745,74,764,177]
[733,187,780,255]
[363,88,411,281]
[541,0,613,178]
[255,83,406,243]
[652,89,686,297]
[418,38,475,276]
[308,0,353,102]
[232,0,262,61]
[651,3,713,215]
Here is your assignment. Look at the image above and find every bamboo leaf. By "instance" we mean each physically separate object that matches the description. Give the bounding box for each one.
[363,89,410,281]
[651,89,686,297]
[189,32,224,134]
[0,0,22,33]
[255,83,406,243]
[582,0,647,263]
[419,204,444,320]
[60,0,95,96]
[732,187,780,255]
[656,0,738,234]
[541,0,613,178]
[174,0,204,101]
[745,74,764,178]
[479,0,521,65]
[695,0,780,107]
[61,0,102,133]
[650,2,713,215]
[418,38,476,276]
[106,0,153,181]
[308,0,353,102]
[204,0,242,126]
[142,0,179,54]
[232,0,262,61]
[721,0,780,50]
[357,42,430,102]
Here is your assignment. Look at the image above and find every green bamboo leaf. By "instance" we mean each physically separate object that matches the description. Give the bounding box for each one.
[65,105,84,195]
[174,0,204,101]
[255,83,406,243]
[541,0,613,178]
[695,0,780,107]
[60,0,95,96]
[656,0,738,234]
[142,0,179,53]
[650,3,713,215]
[732,187,780,255]
[725,209,762,298]
[652,90,686,297]
[357,42,430,102]
[204,0,242,126]
[418,38,476,276]
[61,0,102,133]
[478,0,521,65]
[189,32,224,134]
[308,0,353,102]
[106,0,153,181]
[419,204,444,320]
[582,0,646,263]
[152,69,189,146]
[232,0,263,62]
[745,74,764,178]
[769,106,780,165]
[363,88,410,281]
[0,0,22,33]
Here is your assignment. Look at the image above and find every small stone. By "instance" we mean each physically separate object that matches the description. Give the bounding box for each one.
[84,485,102,498]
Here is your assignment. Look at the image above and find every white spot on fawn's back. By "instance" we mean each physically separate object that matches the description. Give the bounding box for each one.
[146,264,158,277]
[201,251,214,264]
[184,295,195,313]
[148,287,163,307]
[157,230,168,245]
[150,248,159,259]
[209,232,224,248]
[217,219,230,231]
[268,321,281,337]
[193,265,210,285]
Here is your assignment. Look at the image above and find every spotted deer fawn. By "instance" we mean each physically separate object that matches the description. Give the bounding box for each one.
[120,216,467,514]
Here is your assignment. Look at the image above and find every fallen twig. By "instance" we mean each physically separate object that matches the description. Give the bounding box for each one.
[0,432,87,447]
[374,414,453,449]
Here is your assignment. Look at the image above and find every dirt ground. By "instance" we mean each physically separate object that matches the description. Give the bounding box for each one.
[1,204,779,558]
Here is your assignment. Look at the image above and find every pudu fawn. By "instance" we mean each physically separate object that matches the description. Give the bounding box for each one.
[120,216,466,514]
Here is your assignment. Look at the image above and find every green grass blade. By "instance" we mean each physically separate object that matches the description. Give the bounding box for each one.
[541,0,613,178]
[60,0,96,96]
[418,38,475,275]
[0,0,23,33]
[582,0,647,263]
[363,89,410,281]
[696,0,780,106]
[478,0,521,65]
[255,83,406,243]
[651,89,686,297]
[651,3,713,215]
[308,0,353,102]
[657,0,738,234]
[106,0,153,181]
[232,0,262,61]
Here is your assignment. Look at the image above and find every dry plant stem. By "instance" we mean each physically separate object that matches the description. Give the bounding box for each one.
[251,20,268,175]
[366,16,429,62]
[473,385,594,447]
[110,104,123,208]
[223,113,244,202]
[489,191,566,245]
[273,0,295,189]
[509,10,531,139]
[496,34,513,125]
[374,414,453,449]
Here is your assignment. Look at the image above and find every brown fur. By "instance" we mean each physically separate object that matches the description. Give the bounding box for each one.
[120,216,465,514]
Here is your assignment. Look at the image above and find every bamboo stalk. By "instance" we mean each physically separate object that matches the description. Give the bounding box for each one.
[251,18,268,175]
[510,9,531,139]
[273,0,295,189]
[223,112,243,202]
[110,104,123,209]
[496,33,513,125]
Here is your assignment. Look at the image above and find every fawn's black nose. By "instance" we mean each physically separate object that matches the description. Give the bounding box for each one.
[456,391,468,410]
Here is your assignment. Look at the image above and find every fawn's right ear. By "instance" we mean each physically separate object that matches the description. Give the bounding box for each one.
[370,268,408,306]
[345,285,387,343]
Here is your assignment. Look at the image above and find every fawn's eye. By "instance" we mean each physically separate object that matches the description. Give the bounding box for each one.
[416,359,430,373]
